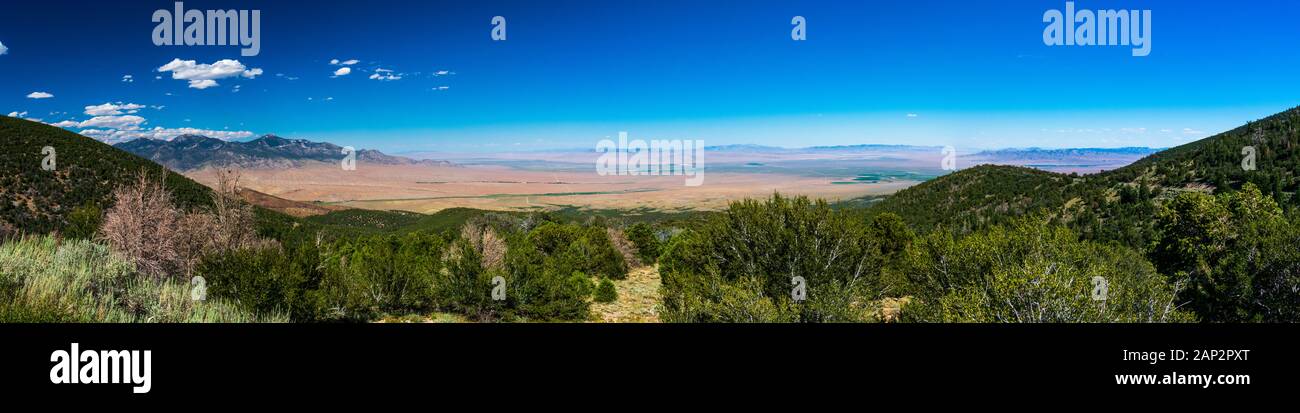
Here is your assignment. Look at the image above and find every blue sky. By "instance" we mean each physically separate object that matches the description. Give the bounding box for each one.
[1,0,1298,153]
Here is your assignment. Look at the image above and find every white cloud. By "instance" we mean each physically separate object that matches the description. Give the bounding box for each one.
[189,79,219,89]
[122,75,134,83]
[84,102,146,116]
[434,86,450,91]
[906,113,919,118]
[157,58,263,89]
[27,92,54,99]
[50,120,79,128]
[78,127,253,144]
[78,115,146,130]
[330,58,359,66]
[369,70,402,81]
[7,111,27,117]
[332,67,352,77]
[0,41,8,55]
[1183,128,1204,135]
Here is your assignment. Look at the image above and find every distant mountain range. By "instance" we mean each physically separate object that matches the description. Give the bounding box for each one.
[708,144,1157,155]
[971,147,1161,159]
[114,134,451,171]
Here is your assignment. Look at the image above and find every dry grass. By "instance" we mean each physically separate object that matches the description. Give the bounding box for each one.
[375,312,471,323]
[877,296,912,323]
[0,236,285,323]
[590,265,662,323]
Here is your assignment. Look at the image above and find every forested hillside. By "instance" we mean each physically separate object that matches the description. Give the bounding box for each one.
[872,106,1300,251]
[0,116,213,237]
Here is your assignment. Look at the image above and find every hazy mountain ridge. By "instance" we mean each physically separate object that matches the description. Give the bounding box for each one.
[115,134,452,171]
[971,147,1162,159]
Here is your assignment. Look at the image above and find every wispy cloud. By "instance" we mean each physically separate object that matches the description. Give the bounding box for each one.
[27,92,54,99]
[0,41,8,56]
[332,67,352,77]
[369,68,402,81]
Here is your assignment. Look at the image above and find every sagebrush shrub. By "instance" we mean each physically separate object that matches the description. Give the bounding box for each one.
[659,194,882,322]
[594,278,617,303]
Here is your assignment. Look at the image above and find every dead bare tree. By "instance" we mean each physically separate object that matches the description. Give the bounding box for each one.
[99,171,187,280]
[99,168,267,280]
[207,168,257,252]
[459,221,506,270]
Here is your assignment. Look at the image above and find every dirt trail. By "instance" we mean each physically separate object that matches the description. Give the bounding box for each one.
[590,265,662,323]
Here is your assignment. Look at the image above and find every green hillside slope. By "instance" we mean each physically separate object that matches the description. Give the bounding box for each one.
[0,116,217,236]
[872,106,1300,249]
